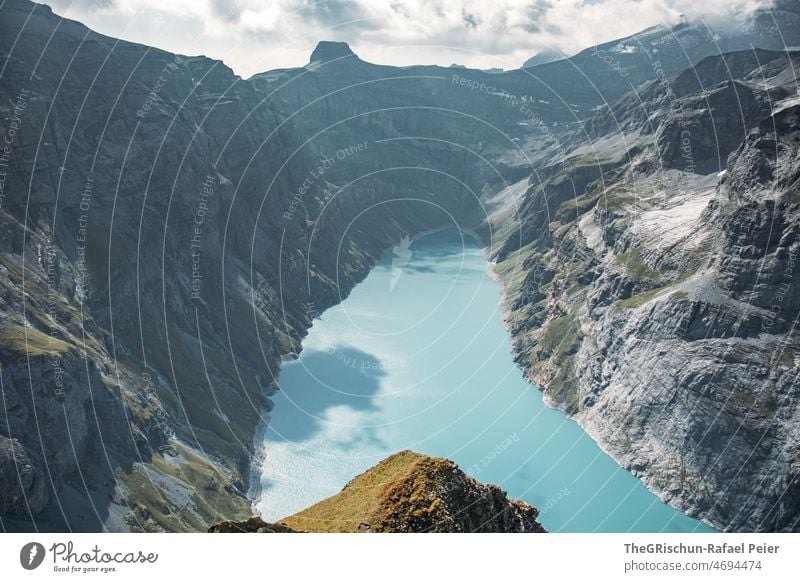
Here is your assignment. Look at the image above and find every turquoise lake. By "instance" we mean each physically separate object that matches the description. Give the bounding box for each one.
[258,229,715,532]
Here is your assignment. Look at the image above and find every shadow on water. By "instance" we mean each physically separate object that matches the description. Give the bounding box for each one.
[377,230,478,276]
[267,346,386,443]
[396,263,436,274]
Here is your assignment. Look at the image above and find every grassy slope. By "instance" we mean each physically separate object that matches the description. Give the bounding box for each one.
[280,450,454,532]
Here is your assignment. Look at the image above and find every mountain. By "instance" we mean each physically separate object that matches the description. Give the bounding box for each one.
[209,451,546,533]
[522,49,565,68]
[488,49,800,531]
[0,0,798,532]
[308,40,356,64]
[0,0,324,531]
[538,2,800,85]
[0,0,531,532]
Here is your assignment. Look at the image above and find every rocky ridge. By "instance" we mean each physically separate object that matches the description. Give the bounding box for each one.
[209,451,546,533]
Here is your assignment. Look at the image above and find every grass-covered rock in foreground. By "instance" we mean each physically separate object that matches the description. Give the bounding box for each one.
[209,451,546,533]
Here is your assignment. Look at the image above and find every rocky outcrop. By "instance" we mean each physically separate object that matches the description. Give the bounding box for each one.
[309,41,356,64]
[214,451,545,533]
[208,516,298,533]
[654,80,770,172]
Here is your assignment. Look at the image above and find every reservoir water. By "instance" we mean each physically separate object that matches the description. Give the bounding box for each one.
[258,229,714,532]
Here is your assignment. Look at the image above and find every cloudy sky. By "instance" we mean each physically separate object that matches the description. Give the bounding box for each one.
[43,0,774,77]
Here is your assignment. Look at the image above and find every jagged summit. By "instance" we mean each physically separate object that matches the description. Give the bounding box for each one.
[309,40,356,63]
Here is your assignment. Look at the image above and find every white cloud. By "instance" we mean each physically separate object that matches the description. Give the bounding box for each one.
[44,0,777,77]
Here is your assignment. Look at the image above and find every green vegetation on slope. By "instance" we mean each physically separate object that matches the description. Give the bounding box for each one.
[280,450,439,532]
[615,248,661,281]
[0,324,72,356]
[278,450,545,533]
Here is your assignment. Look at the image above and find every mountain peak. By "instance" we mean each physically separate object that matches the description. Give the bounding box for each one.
[309,41,356,63]
[523,48,566,68]
[279,451,545,533]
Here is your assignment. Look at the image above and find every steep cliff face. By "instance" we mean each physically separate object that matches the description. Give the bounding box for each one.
[0,218,135,522]
[210,451,545,533]
[1,0,300,530]
[491,50,800,531]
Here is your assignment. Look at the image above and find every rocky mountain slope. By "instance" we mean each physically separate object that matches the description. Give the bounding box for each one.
[1,0,799,532]
[489,49,800,531]
[0,0,540,531]
[0,0,502,531]
[209,451,545,533]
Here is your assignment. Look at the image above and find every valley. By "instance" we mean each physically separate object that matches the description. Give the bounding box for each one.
[0,0,798,533]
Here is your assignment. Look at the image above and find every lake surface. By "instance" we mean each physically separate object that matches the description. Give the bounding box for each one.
[257,229,714,532]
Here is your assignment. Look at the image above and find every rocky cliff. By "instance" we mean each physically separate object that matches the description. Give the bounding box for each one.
[0,0,537,531]
[489,49,800,531]
[209,451,545,533]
